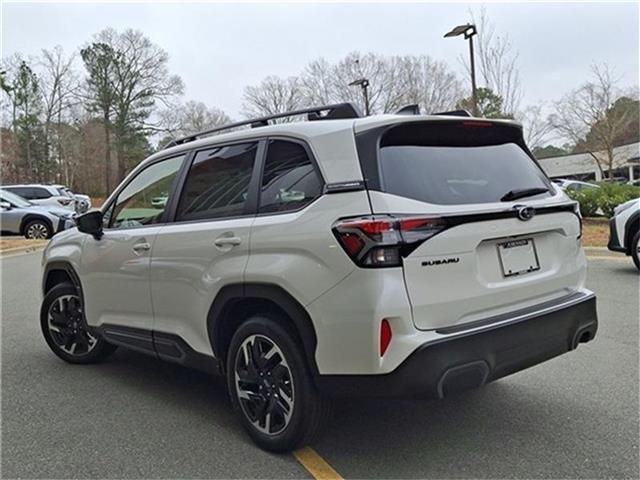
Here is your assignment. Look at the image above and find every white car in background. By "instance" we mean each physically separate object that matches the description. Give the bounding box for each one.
[552,179,600,191]
[608,198,640,270]
[1,184,91,213]
[52,185,92,213]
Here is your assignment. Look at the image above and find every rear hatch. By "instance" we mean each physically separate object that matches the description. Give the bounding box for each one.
[358,119,585,331]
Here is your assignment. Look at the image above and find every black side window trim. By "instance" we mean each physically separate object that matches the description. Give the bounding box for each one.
[254,136,326,218]
[101,152,190,230]
[165,135,326,224]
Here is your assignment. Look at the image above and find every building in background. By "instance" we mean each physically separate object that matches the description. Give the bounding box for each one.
[538,142,639,182]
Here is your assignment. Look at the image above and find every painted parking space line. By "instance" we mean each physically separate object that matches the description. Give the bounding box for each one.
[586,255,630,262]
[293,447,343,480]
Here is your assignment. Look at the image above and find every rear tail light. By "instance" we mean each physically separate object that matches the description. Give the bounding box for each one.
[332,215,447,267]
[380,319,392,357]
[57,198,72,206]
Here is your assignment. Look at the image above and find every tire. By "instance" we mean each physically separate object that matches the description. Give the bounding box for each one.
[226,315,331,452]
[40,283,117,364]
[24,219,52,239]
[631,231,640,271]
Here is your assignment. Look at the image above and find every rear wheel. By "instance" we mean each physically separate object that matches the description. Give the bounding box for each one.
[631,231,640,271]
[40,283,117,363]
[24,219,52,239]
[226,315,331,452]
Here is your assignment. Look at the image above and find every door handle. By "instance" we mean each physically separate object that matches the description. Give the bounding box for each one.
[214,236,242,247]
[132,242,151,252]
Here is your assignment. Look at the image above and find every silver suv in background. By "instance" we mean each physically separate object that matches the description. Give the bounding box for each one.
[0,189,74,239]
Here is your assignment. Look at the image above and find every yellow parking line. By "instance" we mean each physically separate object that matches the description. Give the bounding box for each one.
[586,255,629,262]
[293,447,343,480]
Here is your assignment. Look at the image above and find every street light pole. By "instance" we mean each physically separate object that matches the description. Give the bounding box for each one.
[348,78,371,116]
[468,32,478,117]
[444,23,478,116]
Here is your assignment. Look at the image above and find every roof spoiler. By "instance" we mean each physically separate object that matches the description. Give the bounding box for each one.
[431,109,472,117]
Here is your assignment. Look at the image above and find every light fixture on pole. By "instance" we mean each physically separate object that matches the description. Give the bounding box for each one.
[348,78,371,116]
[444,23,478,116]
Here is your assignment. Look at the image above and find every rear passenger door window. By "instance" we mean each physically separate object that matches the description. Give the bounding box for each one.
[259,140,323,214]
[8,187,33,199]
[32,187,52,199]
[176,142,258,221]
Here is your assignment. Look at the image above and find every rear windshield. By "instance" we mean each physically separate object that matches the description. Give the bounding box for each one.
[379,142,551,205]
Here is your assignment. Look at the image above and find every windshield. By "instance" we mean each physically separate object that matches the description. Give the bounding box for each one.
[0,189,32,208]
[379,143,551,205]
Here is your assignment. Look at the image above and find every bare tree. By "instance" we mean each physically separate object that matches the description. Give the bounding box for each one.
[242,75,305,120]
[464,8,523,116]
[39,46,80,183]
[298,52,462,115]
[392,55,463,113]
[517,105,553,151]
[549,64,637,178]
[159,100,231,139]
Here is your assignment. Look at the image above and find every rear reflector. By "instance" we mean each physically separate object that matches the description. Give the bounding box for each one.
[380,319,392,357]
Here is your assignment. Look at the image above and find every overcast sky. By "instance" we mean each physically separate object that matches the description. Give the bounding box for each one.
[2,1,639,118]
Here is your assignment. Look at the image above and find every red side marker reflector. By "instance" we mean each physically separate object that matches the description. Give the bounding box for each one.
[380,319,392,357]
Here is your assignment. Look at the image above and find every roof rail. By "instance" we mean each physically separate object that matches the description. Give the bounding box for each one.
[396,104,421,115]
[431,109,472,117]
[162,102,362,149]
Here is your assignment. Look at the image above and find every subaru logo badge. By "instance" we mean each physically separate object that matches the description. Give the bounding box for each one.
[515,205,536,221]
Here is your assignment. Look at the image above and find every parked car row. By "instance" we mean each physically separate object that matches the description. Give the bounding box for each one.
[0,189,76,239]
[0,184,91,213]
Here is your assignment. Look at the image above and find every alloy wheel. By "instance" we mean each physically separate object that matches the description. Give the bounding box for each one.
[47,294,98,355]
[27,223,49,239]
[234,334,294,436]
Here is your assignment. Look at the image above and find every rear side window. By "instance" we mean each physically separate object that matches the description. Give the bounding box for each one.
[378,123,550,205]
[259,140,323,214]
[176,142,258,221]
[6,187,33,199]
[31,187,52,199]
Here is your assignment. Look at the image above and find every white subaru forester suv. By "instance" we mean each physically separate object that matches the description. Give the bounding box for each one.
[40,104,598,452]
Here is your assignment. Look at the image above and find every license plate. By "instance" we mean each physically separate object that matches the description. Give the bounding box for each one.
[497,238,540,277]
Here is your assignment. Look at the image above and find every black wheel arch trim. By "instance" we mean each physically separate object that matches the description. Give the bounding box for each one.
[207,283,319,375]
[42,261,83,297]
[624,210,640,254]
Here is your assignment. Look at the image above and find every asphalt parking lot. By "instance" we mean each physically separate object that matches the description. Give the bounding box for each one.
[1,252,638,479]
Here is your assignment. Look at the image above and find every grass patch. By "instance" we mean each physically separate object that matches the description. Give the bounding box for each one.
[0,238,48,253]
[582,217,609,247]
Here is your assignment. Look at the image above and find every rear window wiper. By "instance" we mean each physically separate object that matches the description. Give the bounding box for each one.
[500,187,549,202]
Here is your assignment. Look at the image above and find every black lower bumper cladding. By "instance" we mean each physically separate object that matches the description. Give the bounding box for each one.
[316,294,597,398]
[608,218,626,253]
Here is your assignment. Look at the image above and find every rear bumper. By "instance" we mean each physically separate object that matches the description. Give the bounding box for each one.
[315,291,597,398]
[608,218,626,253]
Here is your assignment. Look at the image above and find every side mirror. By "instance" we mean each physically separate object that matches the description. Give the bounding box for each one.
[0,201,12,210]
[77,210,103,240]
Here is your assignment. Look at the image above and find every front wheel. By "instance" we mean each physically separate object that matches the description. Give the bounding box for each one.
[227,316,331,452]
[631,231,640,271]
[40,283,117,363]
[24,219,52,239]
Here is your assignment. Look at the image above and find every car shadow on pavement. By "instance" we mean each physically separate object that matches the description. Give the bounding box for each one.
[90,348,242,432]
